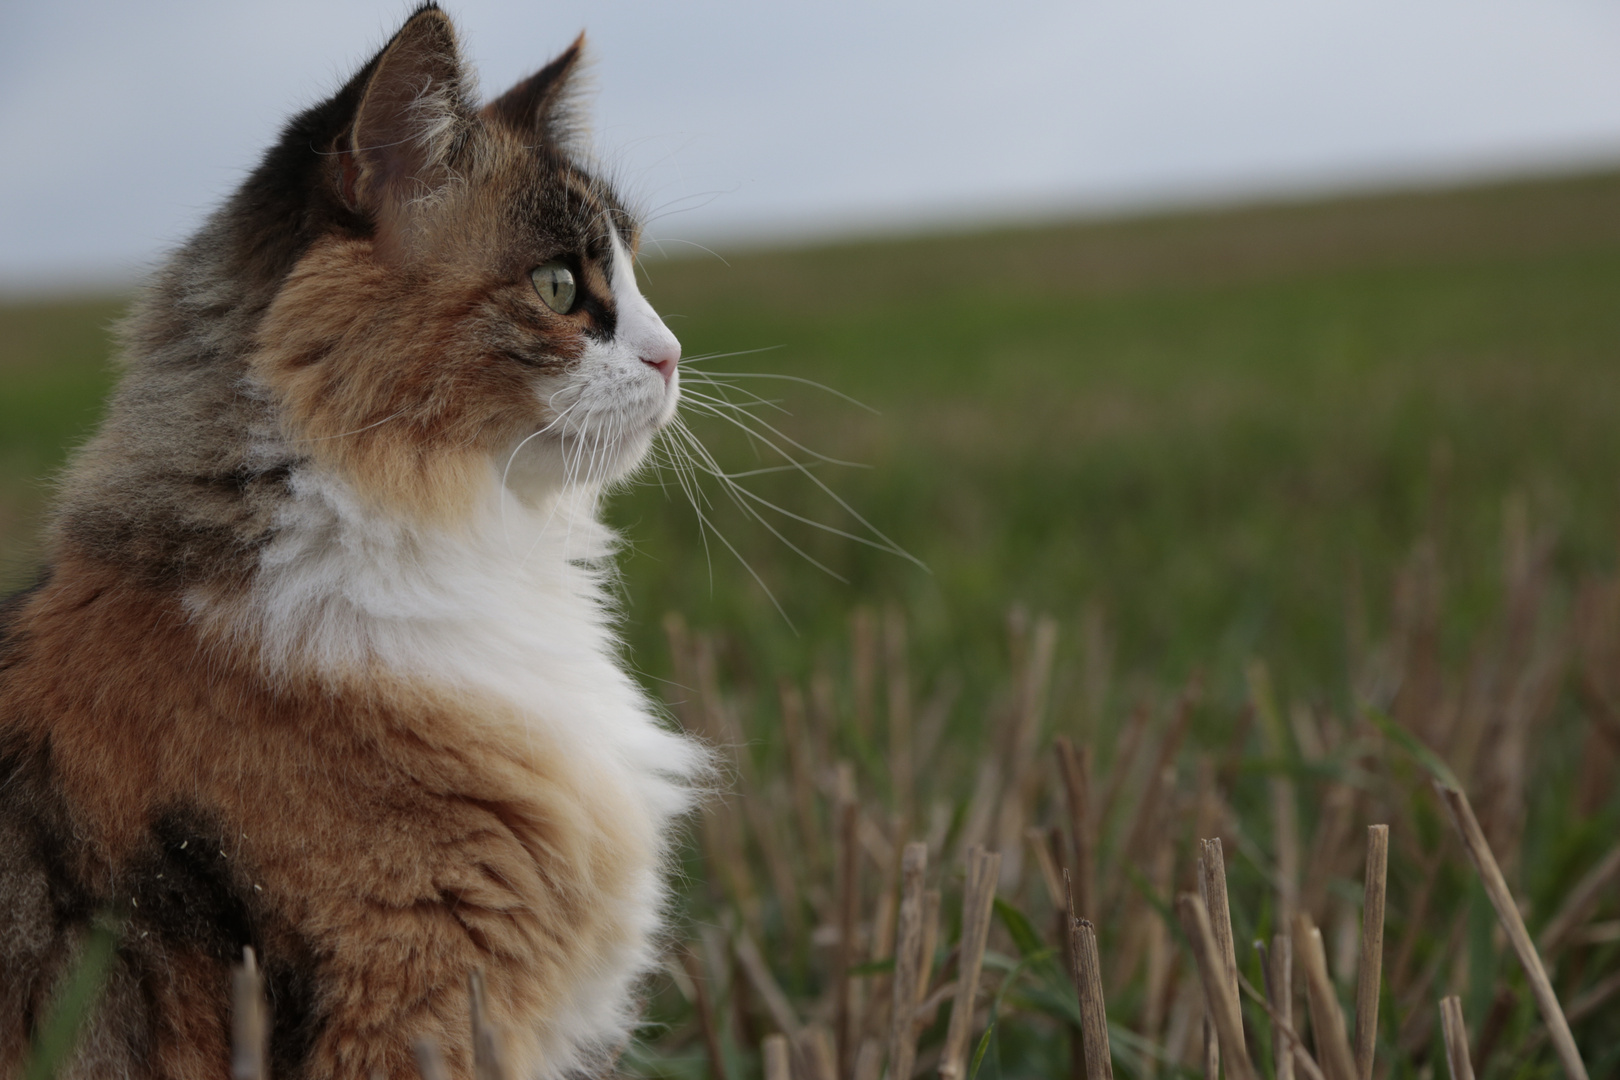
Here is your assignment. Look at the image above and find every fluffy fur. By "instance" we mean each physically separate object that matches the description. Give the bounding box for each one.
[0,7,703,1078]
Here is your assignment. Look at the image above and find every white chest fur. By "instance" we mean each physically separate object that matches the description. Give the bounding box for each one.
[193,461,704,1074]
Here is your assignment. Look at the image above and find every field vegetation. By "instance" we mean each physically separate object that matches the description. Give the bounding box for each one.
[3,171,1620,1077]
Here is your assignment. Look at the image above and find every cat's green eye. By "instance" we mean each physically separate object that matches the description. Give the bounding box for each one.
[530,261,577,314]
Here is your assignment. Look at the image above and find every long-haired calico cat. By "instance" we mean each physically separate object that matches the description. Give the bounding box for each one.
[0,6,705,1077]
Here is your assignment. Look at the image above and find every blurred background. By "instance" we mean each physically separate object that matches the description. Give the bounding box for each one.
[6,1,1620,287]
[5,3,1620,1073]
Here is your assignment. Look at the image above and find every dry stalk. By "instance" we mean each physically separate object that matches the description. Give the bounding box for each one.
[468,969,506,1080]
[742,783,807,946]
[1162,980,1199,1072]
[956,759,1001,861]
[919,888,942,1001]
[1109,768,1171,1000]
[994,614,1059,886]
[1095,704,1151,853]
[1176,892,1256,1080]
[777,680,825,874]
[231,946,268,1080]
[1435,782,1589,1080]
[1197,836,1242,1064]
[865,837,901,1044]
[1259,935,1296,1080]
[854,1038,884,1080]
[681,946,729,1080]
[1070,918,1114,1080]
[736,929,802,1038]
[1437,996,1474,1080]
[1121,687,1196,866]
[851,608,878,739]
[1566,967,1620,1024]
[889,843,930,1080]
[1140,835,1175,1063]
[1053,736,1096,921]
[1027,826,1066,911]
[1302,782,1356,920]
[1510,967,1620,1061]
[412,1040,450,1080]
[1295,916,1358,1080]
[1536,838,1620,958]
[1249,661,1301,929]
[1355,825,1389,1080]
[793,1026,839,1080]
[834,779,860,1080]
[938,847,1000,1080]
[886,607,914,822]
[762,1033,792,1080]
[1246,950,1326,1080]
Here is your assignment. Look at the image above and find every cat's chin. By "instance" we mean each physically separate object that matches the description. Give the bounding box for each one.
[497,422,663,503]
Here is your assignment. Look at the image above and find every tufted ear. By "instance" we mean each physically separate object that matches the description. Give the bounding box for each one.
[341,5,474,218]
[483,33,587,146]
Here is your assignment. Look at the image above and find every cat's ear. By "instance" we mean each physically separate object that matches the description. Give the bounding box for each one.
[340,5,474,217]
[483,34,587,146]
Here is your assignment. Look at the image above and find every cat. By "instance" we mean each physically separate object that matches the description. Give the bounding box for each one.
[0,5,707,1078]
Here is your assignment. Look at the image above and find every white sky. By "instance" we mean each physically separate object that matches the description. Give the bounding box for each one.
[4,1,1620,290]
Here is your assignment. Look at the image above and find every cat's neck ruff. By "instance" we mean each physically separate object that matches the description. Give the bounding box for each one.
[184,457,704,1071]
[199,456,700,793]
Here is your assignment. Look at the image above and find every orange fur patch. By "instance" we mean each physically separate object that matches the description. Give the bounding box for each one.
[2,558,652,1078]
[252,236,556,524]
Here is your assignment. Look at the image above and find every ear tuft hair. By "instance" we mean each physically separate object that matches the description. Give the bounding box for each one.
[343,5,475,214]
[484,33,589,149]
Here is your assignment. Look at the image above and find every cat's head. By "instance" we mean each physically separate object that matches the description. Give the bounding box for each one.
[241,4,678,522]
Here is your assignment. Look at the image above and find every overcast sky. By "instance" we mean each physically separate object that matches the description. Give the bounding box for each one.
[4,1,1620,290]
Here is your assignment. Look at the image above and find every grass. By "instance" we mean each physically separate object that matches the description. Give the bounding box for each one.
[3,170,1619,1077]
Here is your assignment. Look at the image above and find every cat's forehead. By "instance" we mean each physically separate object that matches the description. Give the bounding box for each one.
[481,125,638,260]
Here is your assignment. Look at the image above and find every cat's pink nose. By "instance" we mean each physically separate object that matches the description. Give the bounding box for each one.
[642,341,680,384]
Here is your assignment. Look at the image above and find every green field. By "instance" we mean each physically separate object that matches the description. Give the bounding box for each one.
[4,172,1619,1076]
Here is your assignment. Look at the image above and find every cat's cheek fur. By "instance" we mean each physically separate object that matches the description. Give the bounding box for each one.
[542,233,683,488]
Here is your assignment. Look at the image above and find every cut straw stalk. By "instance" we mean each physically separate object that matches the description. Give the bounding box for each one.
[413,1040,450,1080]
[1197,839,1241,1011]
[938,847,1000,1080]
[1437,996,1474,1080]
[793,1027,839,1080]
[834,786,860,1080]
[1070,918,1114,1080]
[1249,661,1301,928]
[231,947,268,1080]
[854,1039,884,1080]
[681,947,729,1080]
[1259,935,1295,1080]
[886,607,914,822]
[1196,837,1241,1080]
[1295,917,1358,1080]
[1053,737,1095,921]
[776,680,825,875]
[994,615,1059,886]
[1355,825,1389,1080]
[762,1034,792,1080]
[1246,947,1327,1080]
[1537,838,1620,957]
[468,969,507,1080]
[889,843,929,1080]
[1435,782,1589,1080]
[735,929,802,1039]
[1176,892,1257,1080]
